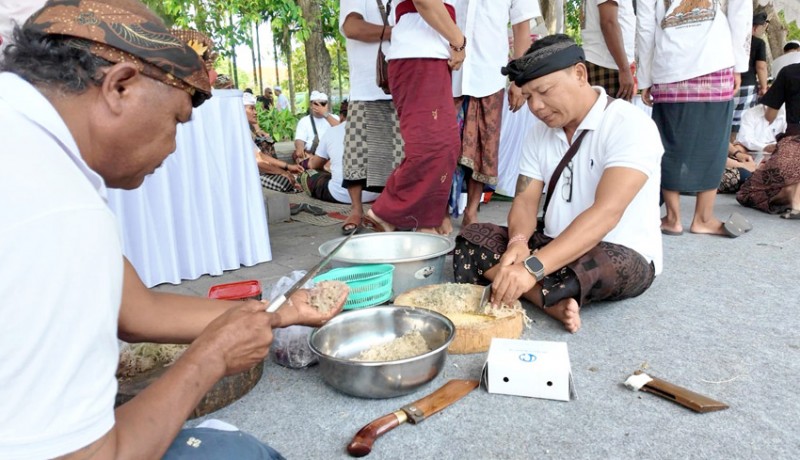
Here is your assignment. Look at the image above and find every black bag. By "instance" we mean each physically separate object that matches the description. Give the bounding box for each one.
[376,0,391,94]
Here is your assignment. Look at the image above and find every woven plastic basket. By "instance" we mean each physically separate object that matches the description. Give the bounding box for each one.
[313,264,394,310]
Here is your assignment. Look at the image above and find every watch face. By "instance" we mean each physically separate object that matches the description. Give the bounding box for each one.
[525,256,544,273]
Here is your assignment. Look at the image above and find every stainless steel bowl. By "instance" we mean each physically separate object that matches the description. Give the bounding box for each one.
[308,306,455,399]
[318,233,455,298]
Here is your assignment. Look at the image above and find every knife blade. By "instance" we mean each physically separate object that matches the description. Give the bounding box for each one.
[347,379,479,457]
[478,284,492,310]
[266,228,357,313]
[624,370,729,413]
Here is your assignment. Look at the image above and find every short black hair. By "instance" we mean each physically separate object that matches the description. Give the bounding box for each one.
[1,26,112,94]
[244,88,253,94]
[524,34,581,59]
[784,42,800,53]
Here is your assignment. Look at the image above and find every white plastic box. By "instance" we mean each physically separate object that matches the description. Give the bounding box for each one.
[482,338,575,401]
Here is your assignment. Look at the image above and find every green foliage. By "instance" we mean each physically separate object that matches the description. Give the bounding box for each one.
[256,104,298,142]
[564,0,582,44]
[778,10,800,41]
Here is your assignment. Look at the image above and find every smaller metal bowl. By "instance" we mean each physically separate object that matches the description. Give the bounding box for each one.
[309,306,455,399]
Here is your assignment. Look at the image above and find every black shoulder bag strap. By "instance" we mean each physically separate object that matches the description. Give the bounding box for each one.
[540,96,615,224]
[309,114,319,153]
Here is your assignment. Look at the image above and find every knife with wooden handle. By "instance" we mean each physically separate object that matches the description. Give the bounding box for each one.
[624,370,729,413]
[347,379,480,457]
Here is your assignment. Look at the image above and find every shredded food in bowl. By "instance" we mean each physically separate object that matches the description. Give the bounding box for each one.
[353,330,430,362]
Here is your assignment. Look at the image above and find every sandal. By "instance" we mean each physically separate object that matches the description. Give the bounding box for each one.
[341,215,362,235]
[303,203,327,216]
[362,214,388,233]
[722,212,753,238]
[780,209,800,220]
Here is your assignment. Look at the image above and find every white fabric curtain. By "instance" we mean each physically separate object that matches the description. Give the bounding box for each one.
[107,89,272,287]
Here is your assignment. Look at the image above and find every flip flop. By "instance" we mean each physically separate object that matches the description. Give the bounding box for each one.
[780,209,800,220]
[660,228,683,236]
[362,214,388,233]
[722,212,752,238]
[289,203,302,216]
[303,204,327,216]
[341,215,362,235]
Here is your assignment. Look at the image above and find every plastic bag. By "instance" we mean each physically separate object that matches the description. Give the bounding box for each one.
[267,271,318,369]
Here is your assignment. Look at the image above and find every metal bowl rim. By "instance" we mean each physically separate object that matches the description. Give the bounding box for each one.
[308,306,455,365]
[317,233,456,264]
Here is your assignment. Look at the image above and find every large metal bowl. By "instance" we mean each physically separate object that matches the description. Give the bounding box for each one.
[308,306,455,399]
[318,233,455,298]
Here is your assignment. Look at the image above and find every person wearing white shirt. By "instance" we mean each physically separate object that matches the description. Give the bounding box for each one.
[456,35,664,334]
[771,41,800,81]
[293,90,340,165]
[736,104,787,158]
[339,0,405,234]
[0,2,344,458]
[580,0,636,101]
[364,0,466,233]
[304,120,382,206]
[274,85,290,110]
[638,0,753,238]
[448,0,539,229]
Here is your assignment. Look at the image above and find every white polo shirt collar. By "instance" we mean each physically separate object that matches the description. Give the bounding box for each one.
[0,72,108,200]
[555,86,610,146]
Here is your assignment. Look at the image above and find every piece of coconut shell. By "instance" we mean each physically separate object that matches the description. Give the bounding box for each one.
[116,359,264,419]
[394,283,525,354]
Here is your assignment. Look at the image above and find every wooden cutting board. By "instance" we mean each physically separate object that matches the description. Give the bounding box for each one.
[394,283,525,354]
[116,356,264,419]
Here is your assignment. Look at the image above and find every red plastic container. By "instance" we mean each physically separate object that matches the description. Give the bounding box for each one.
[207,280,263,301]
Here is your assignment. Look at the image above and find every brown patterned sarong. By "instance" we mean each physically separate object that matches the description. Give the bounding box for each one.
[453,223,655,308]
[343,100,403,188]
[454,88,504,185]
[736,128,800,213]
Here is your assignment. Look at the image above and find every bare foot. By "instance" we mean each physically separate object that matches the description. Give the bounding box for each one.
[543,298,582,333]
[417,227,440,234]
[660,216,682,235]
[365,209,396,232]
[437,215,453,236]
[689,218,726,236]
[461,210,478,228]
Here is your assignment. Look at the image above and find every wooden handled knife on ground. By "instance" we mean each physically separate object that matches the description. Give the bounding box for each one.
[624,370,728,413]
[347,379,480,457]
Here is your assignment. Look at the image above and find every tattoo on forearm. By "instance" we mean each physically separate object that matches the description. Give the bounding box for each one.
[515,175,533,196]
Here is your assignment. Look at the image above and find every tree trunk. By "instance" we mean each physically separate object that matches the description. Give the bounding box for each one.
[249,24,258,91]
[298,0,332,97]
[539,0,559,34]
[272,32,280,89]
[255,22,264,91]
[759,1,787,62]
[283,28,295,113]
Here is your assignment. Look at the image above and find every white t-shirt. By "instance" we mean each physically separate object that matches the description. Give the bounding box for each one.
[518,87,664,275]
[386,0,455,61]
[736,104,787,153]
[0,73,122,459]
[276,93,290,110]
[581,0,635,71]
[451,0,540,98]
[636,0,752,88]
[339,0,394,101]
[315,123,381,204]
[295,113,340,151]
[771,52,800,81]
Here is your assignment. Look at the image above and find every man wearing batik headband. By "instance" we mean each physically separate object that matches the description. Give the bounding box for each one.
[453,34,664,334]
[0,0,343,458]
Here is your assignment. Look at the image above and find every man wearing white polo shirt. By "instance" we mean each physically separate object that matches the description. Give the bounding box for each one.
[293,90,340,165]
[455,35,664,333]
